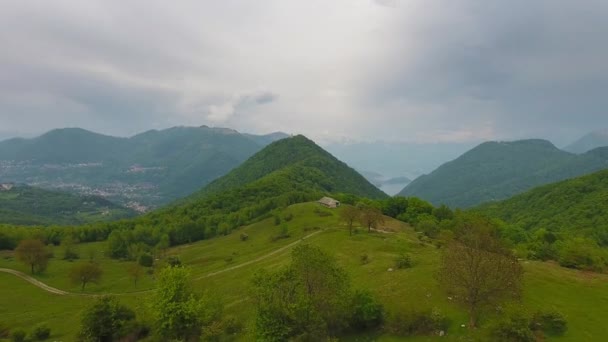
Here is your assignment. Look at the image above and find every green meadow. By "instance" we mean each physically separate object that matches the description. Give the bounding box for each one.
[1,203,608,341]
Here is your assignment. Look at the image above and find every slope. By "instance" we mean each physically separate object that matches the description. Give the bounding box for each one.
[0,126,288,207]
[0,184,136,226]
[564,129,608,154]
[399,139,608,208]
[195,135,387,199]
[477,168,608,243]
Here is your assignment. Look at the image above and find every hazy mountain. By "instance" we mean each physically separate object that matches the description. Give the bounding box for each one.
[399,139,608,208]
[0,126,288,209]
[0,183,135,226]
[324,141,475,181]
[563,129,608,154]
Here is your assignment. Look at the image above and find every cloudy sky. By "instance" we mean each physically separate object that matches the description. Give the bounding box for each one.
[1,0,607,145]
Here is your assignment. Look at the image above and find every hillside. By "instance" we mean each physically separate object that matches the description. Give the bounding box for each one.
[477,168,608,243]
[195,135,387,199]
[399,139,608,208]
[0,184,135,226]
[1,203,607,341]
[0,126,288,208]
[564,129,608,154]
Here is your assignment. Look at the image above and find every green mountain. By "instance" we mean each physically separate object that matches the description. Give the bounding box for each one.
[0,126,289,208]
[477,168,608,243]
[563,129,608,154]
[0,184,136,226]
[133,135,386,244]
[398,139,608,208]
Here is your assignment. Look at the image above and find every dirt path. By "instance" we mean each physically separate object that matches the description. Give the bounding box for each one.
[195,229,324,280]
[0,229,325,295]
[0,267,70,295]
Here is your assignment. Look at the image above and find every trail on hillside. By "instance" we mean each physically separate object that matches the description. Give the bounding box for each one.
[0,268,70,295]
[0,230,324,296]
[195,229,324,280]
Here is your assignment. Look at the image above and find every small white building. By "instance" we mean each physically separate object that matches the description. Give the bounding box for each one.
[0,183,14,191]
[318,197,340,208]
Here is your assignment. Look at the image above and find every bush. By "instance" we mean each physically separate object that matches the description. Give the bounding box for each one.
[166,256,181,267]
[274,215,281,225]
[360,254,370,265]
[531,310,567,336]
[138,253,154,267]
[32,324,51,340]
[240,233,249,241]
[10,329,26,342]
[395,253,412,269]
[0,323,10,338]
[386,309,448,336]
[270,224,290,242]
[284,213,294,222]
[491,313,536,342]
[349,290,384,331]
[223,315,243,335]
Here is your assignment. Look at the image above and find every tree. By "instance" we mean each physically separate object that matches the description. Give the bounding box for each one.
[359,206,385,233]
[437,220,523,328]
[15,239,49,274]
[70,261,103,291]
[340,205,360,236]
[253,244,352,341]
[79,296,135,342]
[127,263,145,287]
[61,235,79,261]
[151,267,222,341]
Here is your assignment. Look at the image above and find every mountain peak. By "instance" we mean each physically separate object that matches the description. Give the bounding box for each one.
[564,129,608,154]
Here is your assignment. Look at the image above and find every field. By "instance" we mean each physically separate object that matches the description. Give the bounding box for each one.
[1,202,608,341]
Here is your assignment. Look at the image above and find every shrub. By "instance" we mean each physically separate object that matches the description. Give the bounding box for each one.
[223,315,243,335]
[138,253,154,267]
[284,213,294,222]
[32,324,51,340]
[270,224,290,242]
[360,254,370,265]
[274,215,281,225]
[166,256,181,267]
[386,309,448,336]
[0,323,10,338]
[349,290,384,331]
[240,233,249,241]
[491,313,536,342]
[531,310,567,336]
[10,329,26,342]
[395,253,412,269]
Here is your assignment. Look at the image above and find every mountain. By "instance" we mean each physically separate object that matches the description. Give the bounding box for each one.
[0,184,135,226]
[0,126,288,208]
[137,135,386,242]
[477,168,608,245]
[399,139,608,208]
[563,129,608,154]
[193,135,387,199]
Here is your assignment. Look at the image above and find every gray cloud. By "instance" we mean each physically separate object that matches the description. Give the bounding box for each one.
[0,0,607,145]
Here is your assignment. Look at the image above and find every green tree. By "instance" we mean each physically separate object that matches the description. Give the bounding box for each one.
[79,296,135,342]
[15,239,49,274]
[127,263,145,287]
[150,267,222,341]
[437,219,523,328]
[253,244,352,341]
[70,261,103,291]
[61,235,79,261]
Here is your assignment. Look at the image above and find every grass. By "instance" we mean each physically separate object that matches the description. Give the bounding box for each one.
[1,202,608,340]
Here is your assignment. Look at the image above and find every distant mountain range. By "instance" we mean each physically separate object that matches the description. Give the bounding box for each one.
[0,126,289,209]
[0,184,135,226]
[563,129,608,154]
[399,139,608,208]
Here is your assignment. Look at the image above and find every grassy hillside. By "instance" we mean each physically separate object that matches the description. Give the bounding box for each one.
[399,139,608,208]
[1,203,607,341]
[0,185,136,226]
[197,135,387,199]
[477,169,608,244]
[0,126,288,207]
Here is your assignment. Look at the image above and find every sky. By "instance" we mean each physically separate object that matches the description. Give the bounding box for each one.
[1,0,607,146]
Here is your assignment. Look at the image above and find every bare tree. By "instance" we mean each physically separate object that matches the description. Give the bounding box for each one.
[70,261,103,291]
[358,206,385,233]
[437,225,523,328]
[15,239,49,274]
[340,206,360,235]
